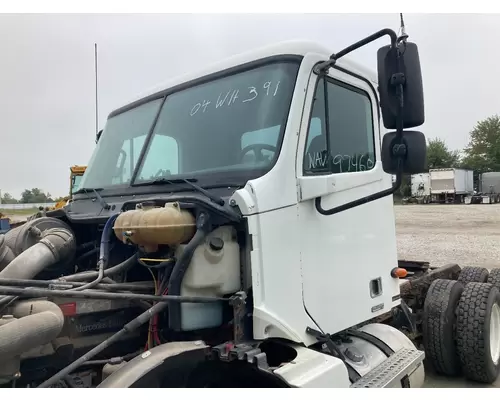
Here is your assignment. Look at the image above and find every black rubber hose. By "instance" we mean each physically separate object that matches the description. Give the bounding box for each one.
[82,351,142,366]
[0,278,154,292]
[37,219,209,388]
[71,214,118,292]
[63,254,137,282]
[167,212,210,331]
[75,247,99,264]
[0,285,225,303]
[76,241,95,253]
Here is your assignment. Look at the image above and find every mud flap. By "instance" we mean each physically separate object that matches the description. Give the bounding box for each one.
[97,341,210,388]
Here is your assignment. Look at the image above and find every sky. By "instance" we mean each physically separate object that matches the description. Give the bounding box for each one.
[1,13,499,199]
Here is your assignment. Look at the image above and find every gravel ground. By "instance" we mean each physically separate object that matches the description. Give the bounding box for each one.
[395,203,500,388]
[395,203,500,269]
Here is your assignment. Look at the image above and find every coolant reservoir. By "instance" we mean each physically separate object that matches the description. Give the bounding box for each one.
[176,225,241,331]
[113,202,196,250]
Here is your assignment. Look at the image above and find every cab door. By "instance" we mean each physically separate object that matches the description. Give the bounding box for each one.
[296,66,399,335]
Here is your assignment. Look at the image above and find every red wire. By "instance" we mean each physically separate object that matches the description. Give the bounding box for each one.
[150,288,167,346]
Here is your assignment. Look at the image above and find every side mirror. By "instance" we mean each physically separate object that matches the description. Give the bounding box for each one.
[377,42,424,130]
[381,130,426,175]
[96,129,103,144]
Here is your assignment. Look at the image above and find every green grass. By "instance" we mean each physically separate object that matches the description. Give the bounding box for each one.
[0,208,39,216]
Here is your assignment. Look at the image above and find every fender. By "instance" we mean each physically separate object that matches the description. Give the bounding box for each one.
[97,341,209,388]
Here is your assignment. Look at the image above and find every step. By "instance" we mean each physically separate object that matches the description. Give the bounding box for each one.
[350,347,425,388]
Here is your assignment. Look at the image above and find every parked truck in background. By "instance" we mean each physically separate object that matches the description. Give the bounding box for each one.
[468,172,500,204]
[411,172,431,204]
[429,168,474,204]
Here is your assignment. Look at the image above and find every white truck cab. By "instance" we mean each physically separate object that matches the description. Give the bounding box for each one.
[13,27,500,390]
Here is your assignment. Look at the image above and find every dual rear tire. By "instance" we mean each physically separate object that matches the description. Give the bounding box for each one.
[423,267,500,383]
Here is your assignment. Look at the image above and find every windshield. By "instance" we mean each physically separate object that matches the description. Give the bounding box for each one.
[80,60,300,191]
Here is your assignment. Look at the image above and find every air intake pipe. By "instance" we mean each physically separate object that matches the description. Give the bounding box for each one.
[0,226,75,305]
[0,300,64,382]
[0,235,15,273]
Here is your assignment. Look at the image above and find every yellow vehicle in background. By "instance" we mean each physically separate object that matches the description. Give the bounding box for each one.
[27,166,88,221]
[53,165,87,209]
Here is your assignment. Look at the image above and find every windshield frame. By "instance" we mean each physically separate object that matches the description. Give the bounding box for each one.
[76,54,303,199]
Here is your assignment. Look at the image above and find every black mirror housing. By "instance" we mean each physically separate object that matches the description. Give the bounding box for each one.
[381,130,426,175]
[96,129,103,144]
[377,42,424,130]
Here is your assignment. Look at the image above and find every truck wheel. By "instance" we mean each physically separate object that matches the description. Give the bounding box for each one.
[456,282,500,383]
[457,266,489,285]
[423,279,464,376]
[487,268,500,289]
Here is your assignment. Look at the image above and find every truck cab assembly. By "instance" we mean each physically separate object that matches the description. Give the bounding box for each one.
[1,24,500,389]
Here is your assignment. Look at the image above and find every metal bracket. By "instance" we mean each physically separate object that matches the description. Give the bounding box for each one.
[229,291,248,344]
[211,341,269,371]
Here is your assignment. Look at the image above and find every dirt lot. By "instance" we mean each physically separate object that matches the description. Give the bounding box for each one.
[395,203,500,388]
[396,203,500,269]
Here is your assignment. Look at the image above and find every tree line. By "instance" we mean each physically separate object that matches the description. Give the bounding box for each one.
[427,115,500,172]
[1,188,65,205]
[399,114,500,197]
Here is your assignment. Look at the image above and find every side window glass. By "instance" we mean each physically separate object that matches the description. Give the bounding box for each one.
[303,81,328,174]
[303,77,375,175]
[328,82,375,174]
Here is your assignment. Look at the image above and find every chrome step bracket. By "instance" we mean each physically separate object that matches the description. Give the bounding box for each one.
[350,347,425,388]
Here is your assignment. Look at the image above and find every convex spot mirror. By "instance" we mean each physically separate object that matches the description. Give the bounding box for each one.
[381,130,426,175]
[377,42,424,130]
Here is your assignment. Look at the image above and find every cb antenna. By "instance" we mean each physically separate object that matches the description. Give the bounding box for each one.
[94,43,99,138]
[398,13,409,43]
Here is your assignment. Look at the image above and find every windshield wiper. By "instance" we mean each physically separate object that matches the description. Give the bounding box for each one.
[73,187,103,195]
[73,187,111,210]
[135,178,225,206]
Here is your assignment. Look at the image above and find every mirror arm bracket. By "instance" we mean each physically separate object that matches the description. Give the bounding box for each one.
[313,28,398,75]
[314,28,408,217]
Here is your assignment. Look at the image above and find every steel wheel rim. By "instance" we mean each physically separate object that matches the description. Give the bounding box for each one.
[490,302,500,365]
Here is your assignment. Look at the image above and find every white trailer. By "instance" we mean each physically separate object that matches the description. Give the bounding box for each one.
[468,172,500,204]
[411,173,431,203]
[429,168,474,203]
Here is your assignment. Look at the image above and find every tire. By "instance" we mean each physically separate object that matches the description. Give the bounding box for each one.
[457,266,489,285]
[422,279,464,376]
[456,282,500,383]
[487,268,500,289]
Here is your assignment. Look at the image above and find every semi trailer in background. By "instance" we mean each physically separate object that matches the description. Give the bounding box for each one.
[468,172,500,204]
[411,173,431,203]
[429,168,474,204]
